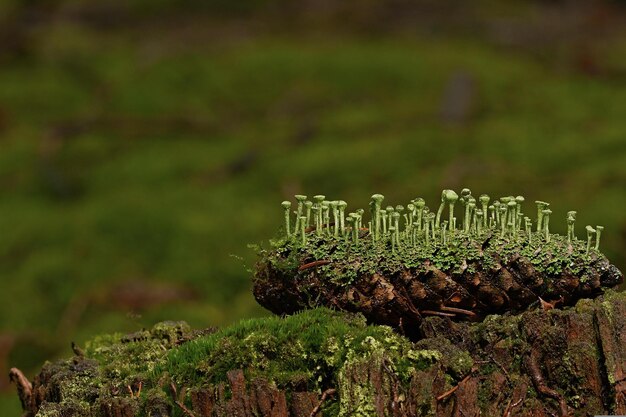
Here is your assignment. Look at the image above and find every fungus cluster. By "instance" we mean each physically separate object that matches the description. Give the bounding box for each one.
[279,189,605,254]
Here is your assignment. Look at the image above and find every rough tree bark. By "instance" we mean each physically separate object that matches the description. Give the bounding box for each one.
[11,291,626,417]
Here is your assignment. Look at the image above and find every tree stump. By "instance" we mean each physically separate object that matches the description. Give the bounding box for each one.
[11,290,626,417]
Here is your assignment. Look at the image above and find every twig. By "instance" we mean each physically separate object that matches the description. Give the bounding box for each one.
[299,260,331,271]
[170,382,196,417]
[436,373,472,402]
[9,368,32,409]
[309,388,336,417]
[502,393,525,417]
[440,305,477,318]
[127,381,143,398]
[421,310,456,317]
[488,354,511,381]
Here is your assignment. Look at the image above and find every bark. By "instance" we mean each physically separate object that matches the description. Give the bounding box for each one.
[12,291,626,417]
[254,251,623,340]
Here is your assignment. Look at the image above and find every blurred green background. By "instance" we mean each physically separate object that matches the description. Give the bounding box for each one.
[1,0,626,414]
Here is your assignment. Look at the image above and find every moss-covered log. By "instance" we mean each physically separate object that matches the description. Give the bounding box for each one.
[11,290,626,417]
[254,234,623,340]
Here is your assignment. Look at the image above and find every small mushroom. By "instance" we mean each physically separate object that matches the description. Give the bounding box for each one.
[446,190,459,231]
[313,195,326,234]
[299,216,307,245]
[392,211,401,246]
[535,201,549,232]
[524,216,532,244]
[304,201,313,227]
[586,225,596,255]
[281,201,292,237]
[407,203,415,227]
[329,201,340,237]
[414,198,426,231]
[294,195,307,233]
[395,205,405,231]
[338,200,347,235]
[507,201,517,236]
[595,225,604,250]
[542,209,552,242]
[479,194,490,228]
[566,211,577,243]
[386,206,395,232]
[370,194,385,240]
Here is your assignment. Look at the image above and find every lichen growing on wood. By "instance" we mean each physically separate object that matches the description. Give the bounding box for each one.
[253,190,623,339]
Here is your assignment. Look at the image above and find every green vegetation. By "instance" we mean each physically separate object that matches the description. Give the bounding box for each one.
[33,309,460,417]
[158,307,425,389]
[264,189,608,285]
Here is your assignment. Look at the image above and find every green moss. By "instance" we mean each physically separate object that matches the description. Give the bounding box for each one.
[259,215,607,292]
[157,308,422,391]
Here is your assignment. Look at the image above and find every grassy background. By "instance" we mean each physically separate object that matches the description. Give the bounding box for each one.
[1,0,626,414]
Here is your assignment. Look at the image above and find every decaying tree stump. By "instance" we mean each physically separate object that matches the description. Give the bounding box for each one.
[11,290,626,417]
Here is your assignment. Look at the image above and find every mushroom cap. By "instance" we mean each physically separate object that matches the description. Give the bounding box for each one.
[542,209,552,215]
[392,212,401,219]
[281,201,292,208]
[488,205,495,210]
[295,195,307,201]
[386,206,394,213]
[461,188,472,197]
[535,200,549,207]
[468,196,476,203]
[479,194,490,203]
[371,194,385,203]
[507,201,517,208]
[329,200,339,208]
[515,196,525,203]
[596,225,604,231]
[468,202,476,208]
[586,225,596,233]
[321,201,330,208]
[338,200,347,208]
[395,205,405,212]
[567,210,577,217]
[407,203,415,210]
[443,189,459,202]
[500,196,512,203]
[313,195,326,202]
[356,208,365,215]
[414,198,426,207]
[305,201,313,208]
